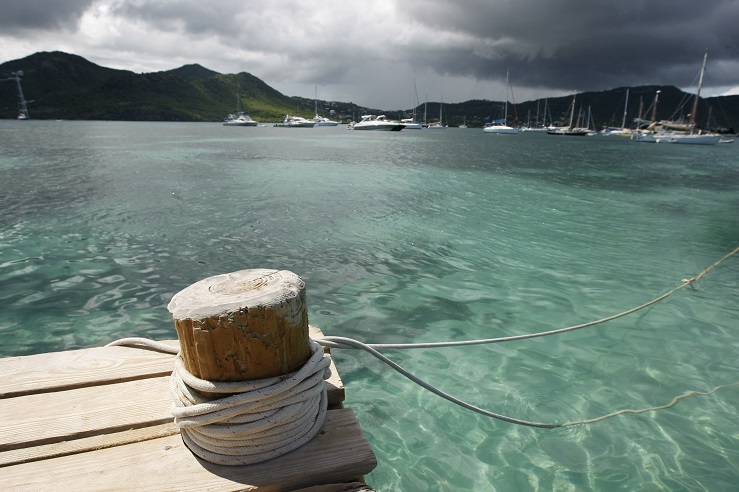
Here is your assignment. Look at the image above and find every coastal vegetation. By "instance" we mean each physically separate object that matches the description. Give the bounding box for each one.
[1,51,737,131]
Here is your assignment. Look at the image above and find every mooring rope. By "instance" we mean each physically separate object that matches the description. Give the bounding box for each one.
[108,246,738,435]
[314,246,739,428]
[319,246,739,351]
[108,338,331,465]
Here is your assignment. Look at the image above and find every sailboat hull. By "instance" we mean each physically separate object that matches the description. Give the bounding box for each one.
[484,125,518,134]
[635,133,720,145]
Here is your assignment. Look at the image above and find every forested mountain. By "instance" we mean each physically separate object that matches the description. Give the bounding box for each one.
[1,51,737,131]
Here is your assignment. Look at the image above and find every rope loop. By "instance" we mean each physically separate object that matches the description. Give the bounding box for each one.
[169,339,331,465]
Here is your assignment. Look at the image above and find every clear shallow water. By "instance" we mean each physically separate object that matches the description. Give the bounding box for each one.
[1,121,737,490]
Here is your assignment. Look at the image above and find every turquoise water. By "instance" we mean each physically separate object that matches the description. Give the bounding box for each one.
[1,121,737,490]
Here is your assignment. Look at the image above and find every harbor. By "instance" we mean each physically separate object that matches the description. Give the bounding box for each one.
[1,121,737,490]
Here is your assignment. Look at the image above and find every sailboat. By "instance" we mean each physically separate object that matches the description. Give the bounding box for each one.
[427,98,447,129]
[547,92,589,136]
[312,86,339,126]
[634,52,720,145]
[483,70,518,134]
[2,71,31,119]
[521,98,550,132]
[601,88,633,136]
[401,79,423,129]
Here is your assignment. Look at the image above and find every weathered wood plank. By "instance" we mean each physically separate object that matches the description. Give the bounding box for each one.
[0,408,377,492]
[0,423,179,467]
[0,342,179,398]
[0,376,173,452]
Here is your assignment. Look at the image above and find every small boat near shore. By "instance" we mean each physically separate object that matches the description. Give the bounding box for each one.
[312,87,340,126]
[223,84,258,126]
[401,118,423,129]
[223,111,258,126]
[274,115,316,128]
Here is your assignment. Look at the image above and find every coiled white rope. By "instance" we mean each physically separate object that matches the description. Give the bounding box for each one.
[108,338,331,465]
[173,339,330,465]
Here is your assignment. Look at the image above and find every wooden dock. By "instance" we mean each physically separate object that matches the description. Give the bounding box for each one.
[0,327,377,491]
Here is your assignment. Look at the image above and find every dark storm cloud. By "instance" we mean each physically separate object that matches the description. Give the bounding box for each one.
[2,1,738,107]
[397,0,739,91]
[110,1,246,36]
[0,0,96,30]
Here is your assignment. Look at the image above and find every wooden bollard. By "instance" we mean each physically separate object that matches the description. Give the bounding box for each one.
[167,269,312,382]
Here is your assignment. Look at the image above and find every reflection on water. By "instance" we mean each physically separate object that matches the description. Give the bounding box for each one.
[1,121,738,490]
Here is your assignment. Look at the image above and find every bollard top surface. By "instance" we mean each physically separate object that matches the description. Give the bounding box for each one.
[167,269,305,320]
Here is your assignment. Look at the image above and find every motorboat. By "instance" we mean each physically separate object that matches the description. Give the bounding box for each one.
[223,111,258,126]
[312,115,340,126]
[223,83,258,126]
[547,127,589,136]
[351,115,405,131]
[274,115,316,128]
[401,118,423,129]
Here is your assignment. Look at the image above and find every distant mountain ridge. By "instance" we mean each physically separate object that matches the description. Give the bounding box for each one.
[1,51,737,130]
[0,51,302,121]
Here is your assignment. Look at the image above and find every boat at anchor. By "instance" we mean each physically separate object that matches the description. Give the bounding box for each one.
[350,114,405,131]
[274,115,316,128]
[633,52,720,145]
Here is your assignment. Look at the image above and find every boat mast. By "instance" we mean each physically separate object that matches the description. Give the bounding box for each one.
[568,93,576,129]
[690,51,708,129]
[423,96,427,125]
[504,70,509,124]
[15,72,29,119]
[621,88,630,129]
[651,90,661,124]
[2,71,31,119]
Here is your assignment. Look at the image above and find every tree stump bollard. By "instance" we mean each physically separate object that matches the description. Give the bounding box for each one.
[167,269,312,385]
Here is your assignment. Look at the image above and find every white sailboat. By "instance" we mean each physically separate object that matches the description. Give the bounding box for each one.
[312,86,340,126]
[634,52,720,145]
[402,79,423,129]
[427,98,447,129]
[601,88,633,136]
[1,71,31,119]
[521,98,550,132]
[483,70,518,134]
[547,92,589,136]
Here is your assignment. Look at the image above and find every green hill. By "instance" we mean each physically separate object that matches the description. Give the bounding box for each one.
[0,51,314,121]
[1,51,737,131]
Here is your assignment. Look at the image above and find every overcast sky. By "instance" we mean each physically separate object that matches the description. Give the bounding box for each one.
[2,0,739,109]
